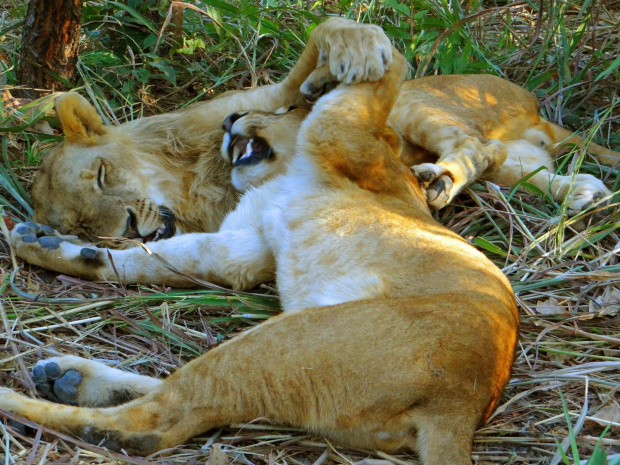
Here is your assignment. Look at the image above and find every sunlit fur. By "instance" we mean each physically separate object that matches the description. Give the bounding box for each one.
[2,46,518,465]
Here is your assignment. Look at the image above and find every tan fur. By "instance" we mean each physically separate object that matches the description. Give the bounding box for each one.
[29,18,392,242]
[392,75,616,210]
[26,70,616,250]
[2,46,518,465]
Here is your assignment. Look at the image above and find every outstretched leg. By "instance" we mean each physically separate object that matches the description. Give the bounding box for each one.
[487,140,612,219]
[1,295,516,459]
[11,195,276,288]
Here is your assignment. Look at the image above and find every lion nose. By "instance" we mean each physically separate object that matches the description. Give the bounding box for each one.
[222,112,248,132]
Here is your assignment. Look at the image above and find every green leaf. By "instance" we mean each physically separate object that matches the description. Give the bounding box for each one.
[472,237,508,257]
[132,67,151,84]
[595,54,620,81]
[585,425,611,465]
[383,0,411,16]
[108,1,157,33]
[586,447,607,465]
[149,60,177,86]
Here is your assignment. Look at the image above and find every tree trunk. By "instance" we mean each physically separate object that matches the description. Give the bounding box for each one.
[17,0,83,99]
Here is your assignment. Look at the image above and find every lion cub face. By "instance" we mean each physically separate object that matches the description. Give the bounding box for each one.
[220,107,309,191]
[32,93,176,244]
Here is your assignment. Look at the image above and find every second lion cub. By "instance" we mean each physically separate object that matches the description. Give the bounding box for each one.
[1,46,518,465]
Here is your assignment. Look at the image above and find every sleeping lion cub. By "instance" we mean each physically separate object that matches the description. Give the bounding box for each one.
[1,43,518,465]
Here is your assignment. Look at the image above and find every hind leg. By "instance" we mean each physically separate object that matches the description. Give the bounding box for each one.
[32,355,162,407]
[487,140,612,222]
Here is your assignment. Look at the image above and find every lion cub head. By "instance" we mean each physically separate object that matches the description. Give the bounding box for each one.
[220,107,309,191]
[31,93,176,244]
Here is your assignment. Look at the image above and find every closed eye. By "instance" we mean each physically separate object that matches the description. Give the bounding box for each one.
[97,163,105,189]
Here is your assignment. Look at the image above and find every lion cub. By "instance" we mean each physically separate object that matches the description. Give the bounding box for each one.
[1,47,518,465]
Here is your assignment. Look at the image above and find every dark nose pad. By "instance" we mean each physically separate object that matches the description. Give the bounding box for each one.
[222,112,248,132]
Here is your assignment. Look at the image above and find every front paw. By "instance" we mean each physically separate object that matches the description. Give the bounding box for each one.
[10,221,104,277]
[312,18,392,84]
[411,163,455,211]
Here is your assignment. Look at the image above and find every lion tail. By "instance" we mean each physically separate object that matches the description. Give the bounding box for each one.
[549,122,619,166]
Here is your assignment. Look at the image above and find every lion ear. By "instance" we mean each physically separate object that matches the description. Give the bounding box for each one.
[55,93,107,144]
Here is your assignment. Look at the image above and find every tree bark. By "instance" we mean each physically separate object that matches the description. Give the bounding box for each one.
[17,0,83,99]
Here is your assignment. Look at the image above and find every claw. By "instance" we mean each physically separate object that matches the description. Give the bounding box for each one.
[427,175,454,211]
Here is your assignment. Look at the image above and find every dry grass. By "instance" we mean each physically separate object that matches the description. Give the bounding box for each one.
[1,1,620,464]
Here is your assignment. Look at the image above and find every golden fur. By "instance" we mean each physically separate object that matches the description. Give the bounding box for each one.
[2,43,518,465]
[15,27,615,256]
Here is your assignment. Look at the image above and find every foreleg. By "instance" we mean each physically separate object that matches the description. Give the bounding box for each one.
[407,122,507,210]
[11,223,275,288]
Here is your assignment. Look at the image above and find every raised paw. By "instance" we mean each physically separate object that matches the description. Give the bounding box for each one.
[311,18,392,85]
[411,163,455,210]
[10,221,104,278]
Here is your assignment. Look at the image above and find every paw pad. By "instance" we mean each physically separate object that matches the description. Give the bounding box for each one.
[80,248,98,260]
[33,361,82,406]
[15,224,34,235]
[22,234,38,243]
[39,236,64,250]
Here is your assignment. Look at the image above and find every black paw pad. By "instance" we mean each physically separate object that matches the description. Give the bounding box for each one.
[427,175,454,211]
[6,420,30,435]
[34,362,64,402]
[39,236,64,250]
[417,170,437,183]
[53,370,82,405]
[22,234,38,243]
[32,364,47,384]
[40,224,55,235]
[80,248,98,260]
[22,221,41,232]
[45,362,62,379]
[15,224,34,235]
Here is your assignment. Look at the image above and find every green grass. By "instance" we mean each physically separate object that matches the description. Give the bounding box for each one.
[1,1,619,464]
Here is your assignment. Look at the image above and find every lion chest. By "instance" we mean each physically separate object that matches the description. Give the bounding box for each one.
[260,187,390,312]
